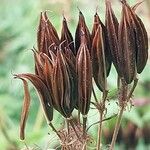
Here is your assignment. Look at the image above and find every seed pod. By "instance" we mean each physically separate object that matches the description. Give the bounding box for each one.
[14,73,53,123]
[91,12,111,88]
[16,78,30,140]
[53,50,76,118]
[33,50,45,79]
[44,12,59,40]
[118,2,136,84]
[75,10,91,54]
[91,25,107,92]
[76,32,92,115]
[129,2,148,74]
[37,12,60,55]
[135,15,148,74]
[43,54,55,101]
[60,16,75,54]
[37,13,47,54]
[105,0,122,77]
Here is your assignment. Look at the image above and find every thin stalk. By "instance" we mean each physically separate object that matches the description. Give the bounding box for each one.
[69,119,82,142]
[109,106,124,150]
[117,76,120,90]
[127,77,138,101]
[49,122,61,138]
[66,118,70,134]
[86,114,117,132]
[92,86,98,102]
[78,110,81,123]
[82,116,87,150]
[109,79,128,150]
[96,111,103,150]
[83,116,87,137]
[96,90,108,150]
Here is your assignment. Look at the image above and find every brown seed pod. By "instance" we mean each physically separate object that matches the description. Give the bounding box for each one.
[75,10,91,55]
[129,2,148,74]
[33,50,45,79]
[60,16,75,54]
[76,32,92,115]
[91,25,107,92]
[105,0,122,77]
[37,12,60,55]
[91,13,112,91]
[14,73,53,139]
[53,50,76,118]
[37,12,46,54]
[118,2,136,84]
[16,78,30,140]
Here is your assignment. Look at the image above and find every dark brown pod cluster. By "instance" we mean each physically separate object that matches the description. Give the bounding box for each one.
[106,0,148,84]
[14,1,148,140]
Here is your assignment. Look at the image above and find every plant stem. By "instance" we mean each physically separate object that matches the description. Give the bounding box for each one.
[109,106,124,150]
[83,116,87,137]
[49,122,61,138]
[127,77,138,101]
[78,110,81,123]
[109,78,128,150]
[69,119,82,142]
[66,118,70,134]
[96,111,103,150]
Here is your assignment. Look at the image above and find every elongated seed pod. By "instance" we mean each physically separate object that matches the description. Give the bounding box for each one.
[75,11,91,55]
[37,13,47,54]
[61,17,75,54]
[91,12,111,85]
[91,25,107,92]
[14,74,53,123]
[118,2,136,84]
[17,78,30,140]
[76,32,92,115]
[53,50,75,118]
[105,0,122,76]
[129,2,148,74]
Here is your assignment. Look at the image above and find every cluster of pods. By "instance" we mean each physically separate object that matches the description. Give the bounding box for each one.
[14,0,148,140]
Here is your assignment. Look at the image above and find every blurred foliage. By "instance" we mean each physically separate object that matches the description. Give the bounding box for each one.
[0,0,150,149]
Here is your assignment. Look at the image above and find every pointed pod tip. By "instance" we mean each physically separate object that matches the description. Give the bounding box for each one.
[94,12,98,17]
[77,6,83,15]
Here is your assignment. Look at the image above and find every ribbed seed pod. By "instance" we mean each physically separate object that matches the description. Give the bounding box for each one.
[37,12,60,55]
[14,73,53,123]
[37,13,47,54]
[33,50,45,79]
[91,12,111,91]
[126,1,148,74]
[60,17,75,54]
[118,2,136,84]
[76,33,92,116]
[16,78,30,140]
[44,12,60,55]
[105,0,122,76]
[91,25,107,92]
[75,11,91,55]
[53,50,76,118]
